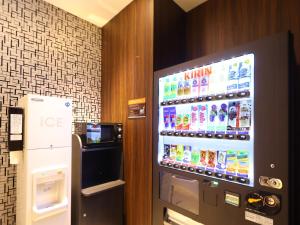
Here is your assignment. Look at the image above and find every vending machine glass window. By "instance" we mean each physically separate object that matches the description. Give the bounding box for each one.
[158,54,255,186]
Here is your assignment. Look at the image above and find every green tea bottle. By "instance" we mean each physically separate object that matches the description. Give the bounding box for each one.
[191,149,200,165]
[164,77,171,101]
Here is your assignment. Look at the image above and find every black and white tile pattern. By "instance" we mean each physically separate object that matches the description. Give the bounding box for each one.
[0,0,102,224]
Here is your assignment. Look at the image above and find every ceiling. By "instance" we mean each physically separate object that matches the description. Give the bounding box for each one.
[173,0,208,12]
[43,0,207,27]
[43,0,134,27]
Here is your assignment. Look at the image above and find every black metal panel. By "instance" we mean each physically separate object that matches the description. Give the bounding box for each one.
[153,33,291,225]
[81,147,122,189]
[81,187,124,225]
[72,133,125,225]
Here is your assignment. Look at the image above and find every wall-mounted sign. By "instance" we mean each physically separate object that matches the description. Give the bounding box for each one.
[128,98,146,119]
[8,107,24,151]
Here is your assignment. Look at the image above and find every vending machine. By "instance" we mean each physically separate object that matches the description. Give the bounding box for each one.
[153,33,294,225]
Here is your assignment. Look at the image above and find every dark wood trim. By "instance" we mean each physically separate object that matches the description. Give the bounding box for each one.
[101,1,153,225]
[154,0,186,70]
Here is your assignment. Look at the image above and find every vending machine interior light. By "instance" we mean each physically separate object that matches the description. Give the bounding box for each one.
[158,54,254,186]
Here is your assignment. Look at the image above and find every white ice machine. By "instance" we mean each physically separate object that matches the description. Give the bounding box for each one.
[11,94,72,225]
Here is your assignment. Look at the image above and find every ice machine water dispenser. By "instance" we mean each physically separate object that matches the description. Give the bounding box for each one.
[32,167,68,222]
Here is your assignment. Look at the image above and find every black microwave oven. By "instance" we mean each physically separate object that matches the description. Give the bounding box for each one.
[75,122,122,147]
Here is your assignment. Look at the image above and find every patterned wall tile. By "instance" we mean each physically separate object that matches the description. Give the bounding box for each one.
[0,0,102,224]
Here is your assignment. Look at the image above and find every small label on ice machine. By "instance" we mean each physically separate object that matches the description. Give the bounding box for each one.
[245,211,273,225]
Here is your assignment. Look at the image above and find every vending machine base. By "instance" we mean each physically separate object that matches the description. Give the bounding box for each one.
[164,209,204,225]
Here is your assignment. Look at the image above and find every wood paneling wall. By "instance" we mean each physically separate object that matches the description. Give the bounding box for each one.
[101,1,153,225]
[186,0,300,64]
[102,0,300,224]
[154,0,186,70]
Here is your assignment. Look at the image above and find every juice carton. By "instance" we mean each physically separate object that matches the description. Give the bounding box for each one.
[191,76,200,97]
[163,77,171,101]
[182,107,191,130]
[200,73,209,96]
[163,107,170,129]
[163,144,170,159]
[216,102,228,132]
[208,64,218,95]
[207,150,217,171]
[216,151,227,172]
[190,105,199,131]
[207,103,218,132]
[176,144,184,162]
[183,145,192,164]
[170,145,177,161]
[226,150,238,176]
[227,101,240,131]
[227,61,239,92]
[238,57,252,91]
[239,100,251,130]
[217,63,228,93]
[237,150,249,178]
[191,149,200,166]
[169,107,177,130]
[209,62,227,95]
[198,104,208,131]
[199,150,207,168]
